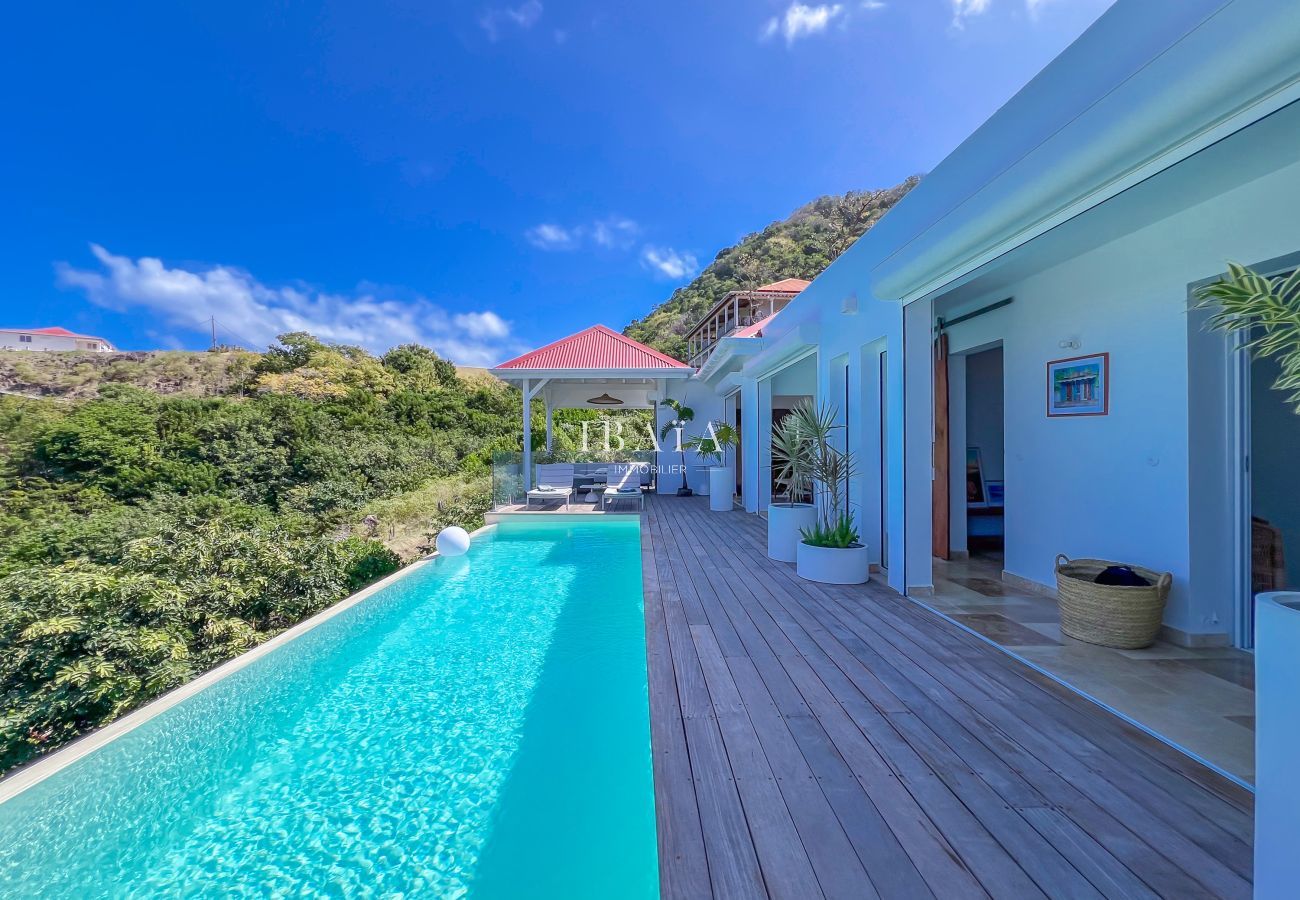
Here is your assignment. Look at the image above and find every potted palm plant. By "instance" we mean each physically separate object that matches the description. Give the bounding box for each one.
[767,407,817,561]
[658,398,695,496]
[685,421,739,512]
[790,402,870,584]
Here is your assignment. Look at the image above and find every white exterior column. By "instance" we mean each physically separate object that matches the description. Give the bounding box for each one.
[757,377,774,510]
[903,297,935,594]
[740,376,760,513]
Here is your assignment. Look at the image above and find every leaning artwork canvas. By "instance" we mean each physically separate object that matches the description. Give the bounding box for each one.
[1048,353,1108,417]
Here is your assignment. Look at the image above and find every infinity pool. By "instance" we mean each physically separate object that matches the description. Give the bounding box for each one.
[0,517,657,898]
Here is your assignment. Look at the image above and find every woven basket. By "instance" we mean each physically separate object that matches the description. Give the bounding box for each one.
[1054,555,1172,649]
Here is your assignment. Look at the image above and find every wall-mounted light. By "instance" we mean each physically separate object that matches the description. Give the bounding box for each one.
[841,292,859,315]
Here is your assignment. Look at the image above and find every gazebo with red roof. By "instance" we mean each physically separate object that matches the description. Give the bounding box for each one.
[489,324,693,489]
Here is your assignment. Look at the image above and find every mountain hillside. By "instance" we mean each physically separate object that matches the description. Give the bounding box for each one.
[625,176,920,360]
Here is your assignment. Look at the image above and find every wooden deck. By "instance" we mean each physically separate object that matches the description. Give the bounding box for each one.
[640,495,1254,900]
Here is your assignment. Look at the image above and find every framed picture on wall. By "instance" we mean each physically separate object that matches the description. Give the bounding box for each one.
[1047,352,1109,417]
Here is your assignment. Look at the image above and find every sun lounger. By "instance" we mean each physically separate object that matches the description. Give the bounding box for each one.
[526,463,576,509]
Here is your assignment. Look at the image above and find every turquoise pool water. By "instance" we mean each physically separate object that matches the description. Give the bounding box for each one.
[0,517,657,898]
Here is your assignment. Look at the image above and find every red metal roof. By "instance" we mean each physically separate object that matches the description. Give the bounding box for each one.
[495,324,690,370]
[755,277,811,293]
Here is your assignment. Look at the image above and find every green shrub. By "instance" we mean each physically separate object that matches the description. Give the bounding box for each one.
[0,332,523,770]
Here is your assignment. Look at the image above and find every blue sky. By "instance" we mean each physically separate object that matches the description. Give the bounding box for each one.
[1,0,1112,365]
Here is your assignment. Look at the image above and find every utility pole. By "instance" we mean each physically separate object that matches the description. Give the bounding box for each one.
[210,316,217,350]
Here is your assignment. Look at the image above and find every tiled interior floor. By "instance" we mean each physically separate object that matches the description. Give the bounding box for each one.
[927,553,1256,784]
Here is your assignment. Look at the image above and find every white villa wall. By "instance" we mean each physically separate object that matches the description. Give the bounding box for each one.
[935,156,1300,639]
[655,379,724,495]
[730,250,908,592]
[766,277,908,594]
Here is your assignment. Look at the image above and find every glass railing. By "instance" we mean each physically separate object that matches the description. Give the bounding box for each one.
[490,450,662,510]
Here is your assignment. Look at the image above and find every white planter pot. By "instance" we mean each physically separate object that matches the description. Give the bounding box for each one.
[707,467,733,511]
[691,465,710,496]
[1255,590,1300,897]
[796,540,870,585]
[767,503,816,561]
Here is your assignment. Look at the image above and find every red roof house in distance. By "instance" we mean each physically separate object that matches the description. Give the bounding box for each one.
[683,278,811,367]
[0,326,116,352]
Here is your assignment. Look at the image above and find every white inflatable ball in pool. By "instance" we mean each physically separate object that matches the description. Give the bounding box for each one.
[436,526,471,557]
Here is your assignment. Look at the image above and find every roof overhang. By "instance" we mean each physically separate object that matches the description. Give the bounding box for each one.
[867,0,1300,304]
[741,322,821,380]
[695,336,762,388]
[489,366,694,382]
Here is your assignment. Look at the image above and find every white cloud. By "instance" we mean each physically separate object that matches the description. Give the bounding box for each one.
[453,310,510,340]
[862,0,886,9]
[950,0,991,28]
[761,3,844,44]
[479,0,543,41]
[525,216,639,251]
[591,216,640,249]
[524,223,578,250]
[639,246,699,281]
[56,244,526,366]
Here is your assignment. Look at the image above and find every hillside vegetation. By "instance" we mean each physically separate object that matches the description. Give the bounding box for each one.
[0,349,493,402]
[625,177,919,360]
[0,334,519,770]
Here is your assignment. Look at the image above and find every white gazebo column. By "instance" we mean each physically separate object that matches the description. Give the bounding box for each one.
[521,378,532,490]
[520,378,548,490]
[544,394,554,452]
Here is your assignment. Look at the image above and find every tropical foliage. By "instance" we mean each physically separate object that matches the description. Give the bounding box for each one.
[683,421,739,467]
[624,178,920,359]
[0,334,518,770]
[770,408,814,504]
[780,402,860,549]
[658,398,695,494]
[1193,262,1300,411]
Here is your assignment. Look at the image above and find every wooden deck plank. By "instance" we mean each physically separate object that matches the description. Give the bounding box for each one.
[641,497,1253,899]
[730,525,1252,899]
[723,508,1256,858]
[641,518,712,900]
[810,577,1255,896]
[648,505,769,899]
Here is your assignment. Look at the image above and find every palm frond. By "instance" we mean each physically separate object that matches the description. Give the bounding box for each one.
[1193,262,1300,410]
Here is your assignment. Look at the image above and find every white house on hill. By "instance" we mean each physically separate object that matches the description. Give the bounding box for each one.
[0,326,116,352]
